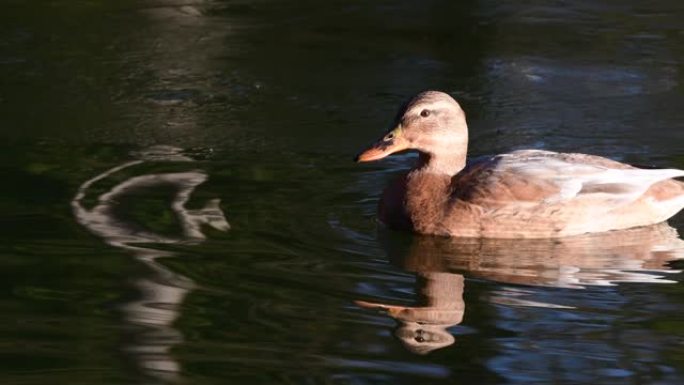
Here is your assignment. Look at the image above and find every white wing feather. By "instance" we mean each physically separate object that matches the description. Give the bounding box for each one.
[500,150,684,205]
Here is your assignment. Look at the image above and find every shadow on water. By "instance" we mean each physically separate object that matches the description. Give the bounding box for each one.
[358,224,684,355]
[71,145,229,383]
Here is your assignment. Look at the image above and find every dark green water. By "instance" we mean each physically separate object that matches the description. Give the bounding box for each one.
[2,1,684,384]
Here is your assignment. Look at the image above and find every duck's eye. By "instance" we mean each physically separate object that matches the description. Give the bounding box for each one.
[420,109,430,118]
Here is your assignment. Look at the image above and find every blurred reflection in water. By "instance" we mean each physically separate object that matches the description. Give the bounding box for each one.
[358,223,684,354]
[357,273,464,355]
[71,145,229,383]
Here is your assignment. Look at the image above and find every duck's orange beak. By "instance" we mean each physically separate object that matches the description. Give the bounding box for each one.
[354,127,410,162]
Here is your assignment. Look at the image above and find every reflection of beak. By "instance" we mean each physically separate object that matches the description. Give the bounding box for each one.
[354,127,410,162]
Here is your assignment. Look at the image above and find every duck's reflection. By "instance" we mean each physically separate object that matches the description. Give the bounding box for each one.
[71,146,229,382]
[358,223,684,354]
[357,272,464,355]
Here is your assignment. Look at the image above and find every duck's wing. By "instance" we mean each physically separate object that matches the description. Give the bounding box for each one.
[456,150,684,208]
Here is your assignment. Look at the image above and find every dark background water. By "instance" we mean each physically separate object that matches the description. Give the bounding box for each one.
[1,1,684,384]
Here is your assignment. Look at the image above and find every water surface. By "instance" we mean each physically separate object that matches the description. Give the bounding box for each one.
[1,1,684,384]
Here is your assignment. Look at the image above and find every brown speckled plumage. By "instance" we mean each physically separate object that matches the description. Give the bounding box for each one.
[358,91,684,238]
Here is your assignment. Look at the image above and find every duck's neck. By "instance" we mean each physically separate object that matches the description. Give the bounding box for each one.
[403,153,465,235]
[415,151,467,176]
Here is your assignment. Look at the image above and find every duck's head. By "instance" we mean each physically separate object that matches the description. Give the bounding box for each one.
[355,91,468,168]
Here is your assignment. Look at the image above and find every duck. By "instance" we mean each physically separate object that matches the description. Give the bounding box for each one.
[355,91,684,238]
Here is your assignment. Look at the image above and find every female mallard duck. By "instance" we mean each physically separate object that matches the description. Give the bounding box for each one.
[355,91,684,238]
